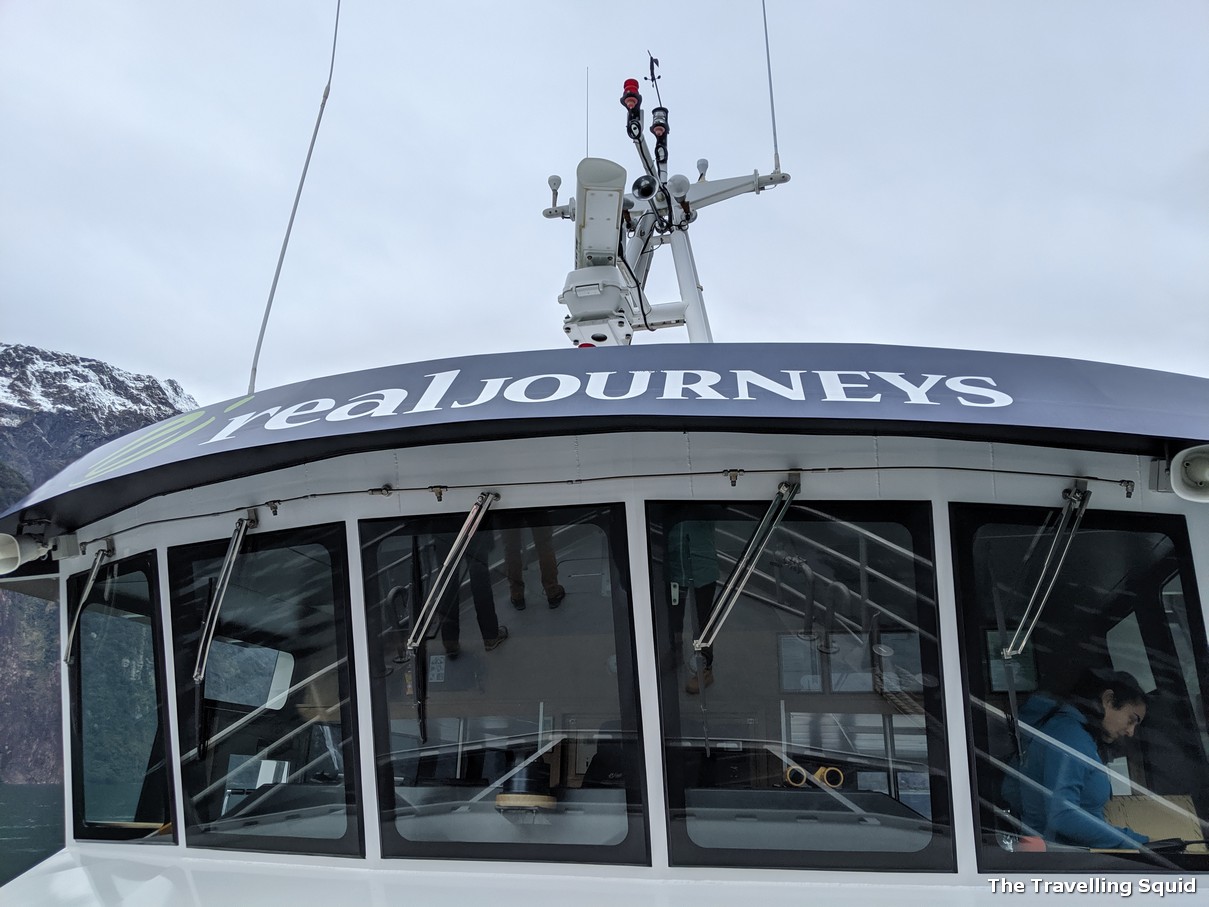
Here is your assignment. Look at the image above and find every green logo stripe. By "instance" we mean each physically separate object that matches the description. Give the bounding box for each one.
[82,417,216,479]
[67,397,254,489]
[73,414,216,486]
[86,412,210,473]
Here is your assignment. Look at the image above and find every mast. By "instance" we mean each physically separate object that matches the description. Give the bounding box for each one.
[544,66,789,347]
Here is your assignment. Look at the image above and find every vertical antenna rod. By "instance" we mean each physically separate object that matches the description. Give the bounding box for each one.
[247,0,342,395]
[761,0,782,174]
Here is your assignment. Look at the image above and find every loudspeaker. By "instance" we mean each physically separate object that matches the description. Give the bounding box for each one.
[1170,445,1209,502]
[0,533,49,575]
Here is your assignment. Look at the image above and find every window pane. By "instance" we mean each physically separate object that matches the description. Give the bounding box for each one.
[648,501,952,870]
[68,553,174,841]
[952,505,1209,872]
[169,524,361,856]
[361,504,647,864]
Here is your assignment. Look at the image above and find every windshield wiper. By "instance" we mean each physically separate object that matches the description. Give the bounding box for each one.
[63,538,114,664]
[406,491,499,743]
[192,511,257,759]
[1001,481,1090,660]
[193,510,257,685]
[693,475,799,653]
[406,491,499,652]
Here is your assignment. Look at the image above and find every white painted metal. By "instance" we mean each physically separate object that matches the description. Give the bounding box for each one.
[5,430,1204,905]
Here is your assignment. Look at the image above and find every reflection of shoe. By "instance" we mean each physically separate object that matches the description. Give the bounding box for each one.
[444,642,461,660]
[484,626,509,651]
[685,667,714,694]
[511,595,526,610]
[546,585,566,608]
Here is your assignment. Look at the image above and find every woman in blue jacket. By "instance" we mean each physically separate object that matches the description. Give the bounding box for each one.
[1004,669,1150,849]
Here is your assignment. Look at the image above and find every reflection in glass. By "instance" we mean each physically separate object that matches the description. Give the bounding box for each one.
[648,500,952,870]
[361,503,647,864]
[953,505,1209,872]
[169,524,361,856]
[69,553,174,841]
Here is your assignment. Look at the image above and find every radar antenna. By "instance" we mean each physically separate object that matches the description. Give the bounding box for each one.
[544,58,789,347]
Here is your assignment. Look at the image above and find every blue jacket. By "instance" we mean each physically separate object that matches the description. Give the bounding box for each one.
[1003,695,1149,849]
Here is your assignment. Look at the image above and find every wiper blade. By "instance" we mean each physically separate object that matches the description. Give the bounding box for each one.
[193,510,257,684]
[694,475,799,652]
[406,491,499,652]
[63,538,113,664]
[1002,481,1090,659]
[406,491,499,744]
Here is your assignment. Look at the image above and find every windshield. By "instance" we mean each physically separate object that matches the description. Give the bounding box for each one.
[647,499,953,870]
[360,502,648,864]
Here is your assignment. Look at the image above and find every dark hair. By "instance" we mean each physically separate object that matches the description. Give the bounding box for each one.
[1068,668,1147,751]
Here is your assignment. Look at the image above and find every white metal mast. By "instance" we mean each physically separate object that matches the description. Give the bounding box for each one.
[544,60,789,347]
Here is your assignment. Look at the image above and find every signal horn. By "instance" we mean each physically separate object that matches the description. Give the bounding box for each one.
[0,533,50,575]
[1171,445,1209,502]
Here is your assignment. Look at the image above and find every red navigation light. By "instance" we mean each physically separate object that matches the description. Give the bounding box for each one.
[620,78,641,110]
[577,342,596,348]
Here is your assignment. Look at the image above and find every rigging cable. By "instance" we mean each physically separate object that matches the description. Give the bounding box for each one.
[247,0,342,395]
[618,213,658,330]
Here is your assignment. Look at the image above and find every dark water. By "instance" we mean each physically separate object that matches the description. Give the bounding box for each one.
[0,784,64,888]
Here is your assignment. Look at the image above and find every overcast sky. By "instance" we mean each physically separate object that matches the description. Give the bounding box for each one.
[1,1,1206,407]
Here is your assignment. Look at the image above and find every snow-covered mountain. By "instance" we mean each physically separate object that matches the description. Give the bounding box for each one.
[0,342,197,498]
[0,343,197,785]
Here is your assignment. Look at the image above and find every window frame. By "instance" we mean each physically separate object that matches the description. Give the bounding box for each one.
[950,502,1209,873]
[67,550,176,843]
[646,498,955,872]
[167,523,363,857]
[360,501,651,865]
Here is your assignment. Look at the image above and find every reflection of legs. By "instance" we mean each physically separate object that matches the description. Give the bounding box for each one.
[504,522,564,608]
[438,583,461,656]
[530,524,564,605]
[438,537,507,655]
[466,536,504,647]
[503,529,525,607]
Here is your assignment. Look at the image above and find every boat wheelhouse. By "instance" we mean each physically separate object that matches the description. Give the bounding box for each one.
[3,33,1207,900]
[1,341,1208,904]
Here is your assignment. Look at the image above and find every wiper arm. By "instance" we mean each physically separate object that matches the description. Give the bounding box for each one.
[694,475,799,653]
[63,538,114,664]
[406,491,499,652]
[405,491,499,745]
[193,510,257,684]
[1002,481,1090,659]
